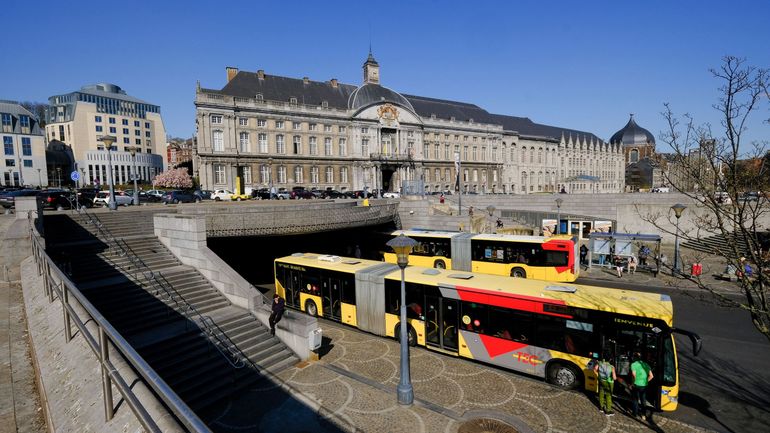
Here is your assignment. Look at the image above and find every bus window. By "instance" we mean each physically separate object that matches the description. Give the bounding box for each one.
[340,276,355,305]
[564,320,597,356]
[661,336,676,386]
[460,302,488,333]
[535,315,566,352]
[405,283,425,320]
[488,308,532,343]
[545,251,569,267]
[384,279,400,314]
[302,272,321,296]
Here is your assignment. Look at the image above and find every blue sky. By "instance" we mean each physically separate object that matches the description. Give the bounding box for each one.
[2,0,768,152]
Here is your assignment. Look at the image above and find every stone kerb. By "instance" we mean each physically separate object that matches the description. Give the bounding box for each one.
[153,213,317,360]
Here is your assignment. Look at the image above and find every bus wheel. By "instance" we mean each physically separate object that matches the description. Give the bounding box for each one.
[547,362,581,390]
[394,324,417,347]
[305,300,318,317]
[511,267,526,278]
[434,260,446,269]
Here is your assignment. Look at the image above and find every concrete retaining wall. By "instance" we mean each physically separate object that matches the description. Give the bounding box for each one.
[153,213,318,360]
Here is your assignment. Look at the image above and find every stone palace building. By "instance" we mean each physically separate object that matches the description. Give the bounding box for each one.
[194,53,624,195]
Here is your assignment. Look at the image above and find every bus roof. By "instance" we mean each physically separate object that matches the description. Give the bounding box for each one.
[393,230,574,244]
[392,229,459,239]
[277,253,673,325]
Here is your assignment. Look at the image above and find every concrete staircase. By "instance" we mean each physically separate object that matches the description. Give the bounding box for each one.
[681,231,756,257]
[42,209,298,421]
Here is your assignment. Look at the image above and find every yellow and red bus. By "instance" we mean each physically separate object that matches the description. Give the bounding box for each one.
[383,230,579,282]
[274,253,701,412]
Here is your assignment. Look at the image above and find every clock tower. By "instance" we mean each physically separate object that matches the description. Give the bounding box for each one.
[363,51,380,85]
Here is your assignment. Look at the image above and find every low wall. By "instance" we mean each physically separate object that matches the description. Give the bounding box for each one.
[153,213,318,360]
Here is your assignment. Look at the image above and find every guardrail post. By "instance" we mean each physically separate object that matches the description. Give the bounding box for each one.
[44,263,53,302]
[62,282,72,342]
[99,326,115,421]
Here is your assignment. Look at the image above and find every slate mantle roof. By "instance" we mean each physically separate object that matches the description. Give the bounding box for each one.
[0,100,44,135]
[208,71,604,144]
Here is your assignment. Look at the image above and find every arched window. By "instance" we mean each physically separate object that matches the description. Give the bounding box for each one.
[630,149,639,163]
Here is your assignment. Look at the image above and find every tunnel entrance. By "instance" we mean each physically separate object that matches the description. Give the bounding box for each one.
[207,222,398,292]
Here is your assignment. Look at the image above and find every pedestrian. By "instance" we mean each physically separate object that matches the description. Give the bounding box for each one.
[614,255,624,278]
[631,352,654,420]
[593,350,617,416]
[579,244,588,266]
[639,245,650,266]
[269,294,286,335]
[468,206,474,217]
[354,244,362,258]
[439,193,445,204]
[628,255,637,274]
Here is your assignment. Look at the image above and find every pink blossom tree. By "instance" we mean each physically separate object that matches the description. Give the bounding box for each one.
[152,168,193,189]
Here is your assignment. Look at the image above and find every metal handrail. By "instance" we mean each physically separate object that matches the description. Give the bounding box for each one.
[27,211,211,433]
[69,201,246,369]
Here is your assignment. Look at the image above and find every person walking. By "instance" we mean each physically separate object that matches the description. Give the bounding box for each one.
[579,244,588,267]
[631,352,654,420]
[593,350,617,416]
[269,294,286,335]
[614,255,624,278]
[627,255,637,274]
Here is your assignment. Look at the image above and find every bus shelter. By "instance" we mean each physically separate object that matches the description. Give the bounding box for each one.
[588,232,661,276]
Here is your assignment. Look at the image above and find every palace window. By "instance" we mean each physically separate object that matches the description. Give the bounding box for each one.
[338,138,347,156]
[339,126,346,133]
[239,117,248,126]
[293,122,301,130]
[214,164,225,184]
[324,124,332,132]
[211,115,222,124]
[260,165,270,184]
[340,166,348,183]
[324,137,332,156]
[257,119,266,127]
[311,166,319,183]
[293,135,302,154]
[295,166,303,183]
[435,168,441,181]
[275,120,284,129]
[361,138,369,156]
[361,127,368,134]
[424,144,430,159]
[435,144,440,159]
[243,166,252,184]
[259,133,268,153]
[309,136,318,155]
[472,147,477,161]
[278,166,286,183]
[276,134,285,154]
[309,123,317,131]
[239,132,250,152]
[325,166,334,183]
[212,130,224,151]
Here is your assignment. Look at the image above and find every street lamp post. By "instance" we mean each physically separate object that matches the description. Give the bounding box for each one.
[555,197,564,235]
[98,136,118,210]
[7,169,13,187]
[486,205,496,233]
[671,203,687,275]
[268,158,274,199]
[386,234,419,406]
[128,146,139,205]
[36,168,41,187]
[80,167,85,187]
[56,167,62,188]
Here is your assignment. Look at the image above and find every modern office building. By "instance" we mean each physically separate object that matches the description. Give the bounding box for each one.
[45,84,166,187]
[0,100,48,187]
[194,54,624,194]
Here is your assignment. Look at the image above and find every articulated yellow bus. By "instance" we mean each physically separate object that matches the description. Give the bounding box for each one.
[274,253,701,412]
[383,230,579,282]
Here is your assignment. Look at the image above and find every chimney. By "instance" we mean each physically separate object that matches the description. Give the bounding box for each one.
[303,77,309,85]
[330,78,338,88]
[226,66,239,82]
[257,70,265,80]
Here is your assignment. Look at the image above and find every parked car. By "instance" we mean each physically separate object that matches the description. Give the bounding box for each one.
[382,191,401,199]
[291,189,315,199]
[76,188,99,206]
[193,190,212,200]
[93,191,133,207]
[0,189,45,209]
[739,191,760,202]
[321,189,346,199]
[145,189,165,198]
[161,190,201,204]
[275,189,291,200]
[252,188,272,200]
[37,190,76,210]
[211,189,234,201]
[309,188,324,198]
[136,191,162,204]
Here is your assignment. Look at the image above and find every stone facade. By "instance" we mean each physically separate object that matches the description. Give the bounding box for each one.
[194,55,624,195]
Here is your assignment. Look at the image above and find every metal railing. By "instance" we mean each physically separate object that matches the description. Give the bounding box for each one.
[69,200,246,369]
[28,211,211,433]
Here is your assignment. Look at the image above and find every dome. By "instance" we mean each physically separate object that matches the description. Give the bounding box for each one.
[610,115,655,146]
[348,83,414,112]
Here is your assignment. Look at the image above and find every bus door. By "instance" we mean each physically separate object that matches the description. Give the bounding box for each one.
[321,275,342,321]
[425,295,459,352]
[605,329,661,408]
[285,269,301,309]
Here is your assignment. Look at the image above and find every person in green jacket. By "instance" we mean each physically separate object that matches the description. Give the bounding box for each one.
[593,350,617,415]
[631,352,654,420]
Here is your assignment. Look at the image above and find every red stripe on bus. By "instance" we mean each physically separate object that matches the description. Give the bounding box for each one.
[543,239,575,274]
[478,334,528,358]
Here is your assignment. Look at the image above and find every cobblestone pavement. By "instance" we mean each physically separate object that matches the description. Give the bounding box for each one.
[206,319,715,433]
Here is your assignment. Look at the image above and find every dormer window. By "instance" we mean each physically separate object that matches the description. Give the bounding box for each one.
[255,93,264,102]
[321,100,328,108]
[289,97,297,105]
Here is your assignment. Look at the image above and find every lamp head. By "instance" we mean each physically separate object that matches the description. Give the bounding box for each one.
[486,205,496,216]
[555,197,563,208]
[98,135,117,148]
[386,234,419,267]
[671,203,687,219]
[127,146,137,156]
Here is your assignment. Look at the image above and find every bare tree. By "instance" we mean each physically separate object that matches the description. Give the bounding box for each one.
[19,101,49,127]
[643,56,770,341]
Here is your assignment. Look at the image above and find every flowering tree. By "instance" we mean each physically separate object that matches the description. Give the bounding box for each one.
[152,168,193,188]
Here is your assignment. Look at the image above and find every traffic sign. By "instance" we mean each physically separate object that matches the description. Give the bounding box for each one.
[70,171,80,181]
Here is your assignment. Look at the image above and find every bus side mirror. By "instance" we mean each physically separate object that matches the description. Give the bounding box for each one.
[673,328,703,356]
